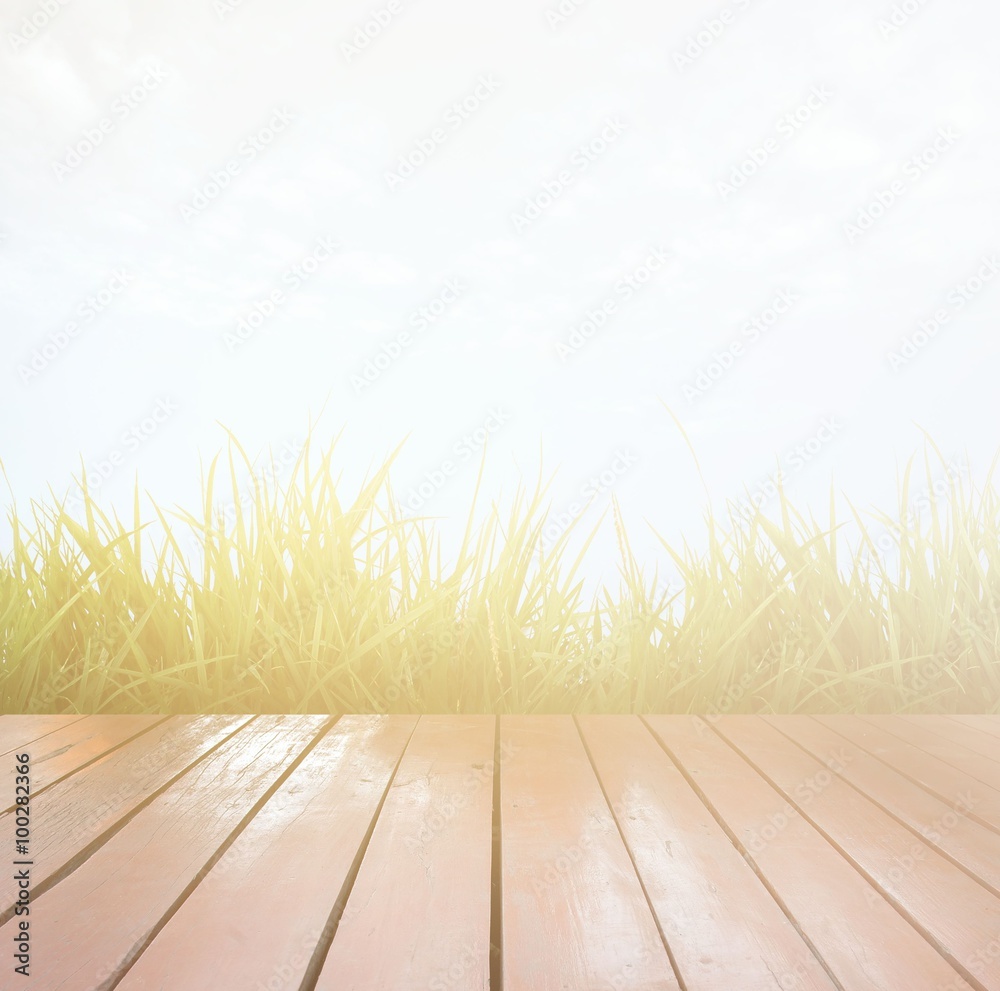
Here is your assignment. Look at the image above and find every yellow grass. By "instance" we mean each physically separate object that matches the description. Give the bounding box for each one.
[1,431,998,714]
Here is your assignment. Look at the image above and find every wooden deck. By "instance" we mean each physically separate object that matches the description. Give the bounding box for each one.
[2,714,999,990]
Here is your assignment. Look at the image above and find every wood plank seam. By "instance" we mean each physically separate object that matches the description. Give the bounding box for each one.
[573,715,689,991]
[945,715,1000,741]
[714,719,994,991]
[0,715,172,815]
[113,715,419,991]
[0,715,258,930]
[904,716,1000,762]
[947,715,1000,741]
[490,714,504,991]
[499,716,680,989]
[312,716,494,990]
[813,715,1000,837]
[6,714,996,989]
[639,715,851,991]
[0,714,90,758]
[768,719,1000,901]
[582,716,845,989]
[860,716,1000,793]
[105,716,340,989]
[295,714,422,991]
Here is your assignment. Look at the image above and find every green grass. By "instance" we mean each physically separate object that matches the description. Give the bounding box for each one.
[1,430,998,714]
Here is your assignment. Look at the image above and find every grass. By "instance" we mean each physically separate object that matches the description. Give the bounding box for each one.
[1,430,998,715]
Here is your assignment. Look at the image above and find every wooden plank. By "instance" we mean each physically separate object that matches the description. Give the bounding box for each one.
[902,715,1000,763]
[948,715,1000,740]
[0,714,252,924]
[816,715,1000,833]
[578,715,838,991]
[0,714,89,757]
[116,715,417,991]
[715,716,1000,991]
[315,715,495,991]
[499,715,680,991]
[0,714,329,991]
[644,715,971,991]
[768,716,1000,894]
[1,714,166,808]
[861,715,1000,792]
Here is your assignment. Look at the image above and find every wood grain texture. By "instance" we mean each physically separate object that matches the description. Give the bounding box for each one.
[0,714,89,757]
[949,715,1000,740]
[5,714,997,990]
[117,715,417,991]
[0,715,329,991]
[816,714,1000,832]
[316,715,495,991]
[645,715,971,991]
[499,715,680,991]
[862,715,1000,793]
[716,715,1000,991]
[0,714,252,924]
[902,714,1000,764]
[2,715,165,806]
[769,716,1000,893]
[578,715,838,991]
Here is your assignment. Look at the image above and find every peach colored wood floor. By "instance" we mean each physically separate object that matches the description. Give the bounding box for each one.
[2,714,999,990]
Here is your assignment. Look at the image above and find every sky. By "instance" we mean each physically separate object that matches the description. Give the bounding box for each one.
[2,0,999,590]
